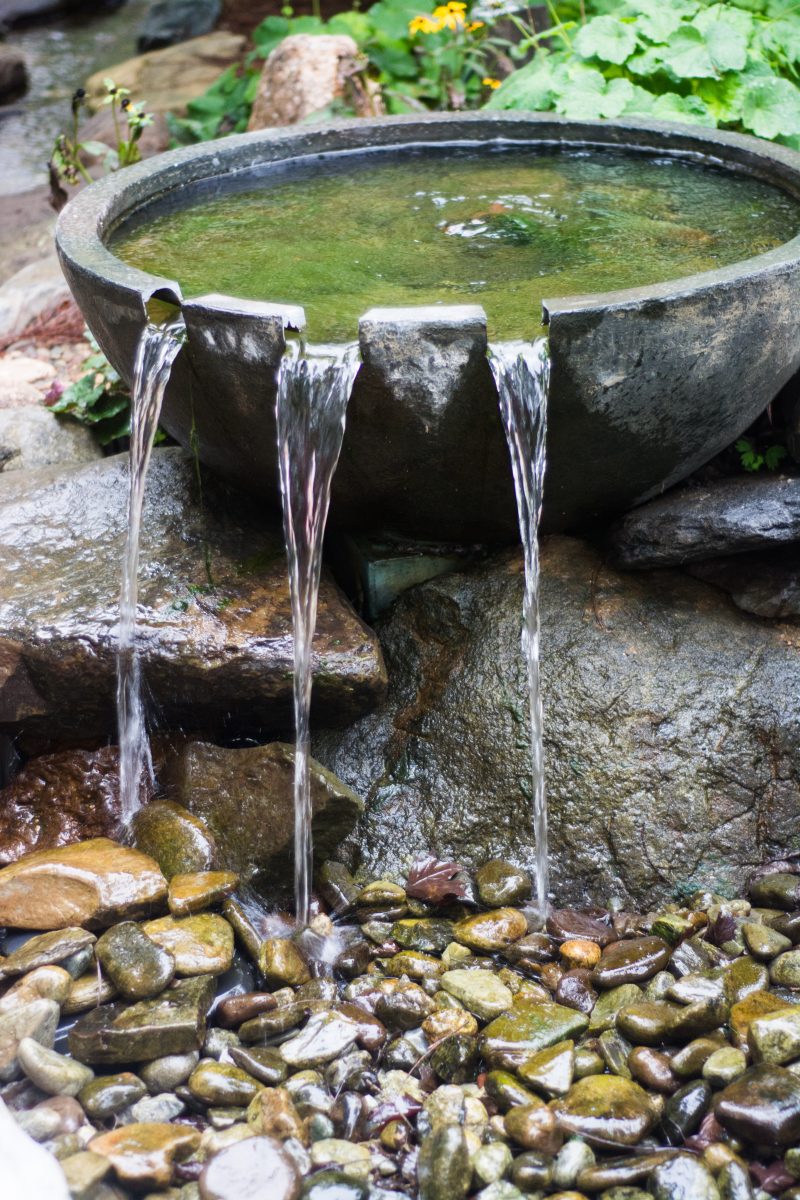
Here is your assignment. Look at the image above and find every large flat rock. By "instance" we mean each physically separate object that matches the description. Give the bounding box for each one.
[609,476,800,569]
[316,537,800,907]
[0,449,386,750]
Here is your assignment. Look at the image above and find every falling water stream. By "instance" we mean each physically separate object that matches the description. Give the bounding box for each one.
[489,339,551,921]
[276,342,360,927]
[118,319,186,826]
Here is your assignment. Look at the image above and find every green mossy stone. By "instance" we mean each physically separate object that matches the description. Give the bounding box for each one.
[481,1000,589,1069]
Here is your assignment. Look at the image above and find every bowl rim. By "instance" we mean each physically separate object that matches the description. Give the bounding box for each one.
[55,110,800,331]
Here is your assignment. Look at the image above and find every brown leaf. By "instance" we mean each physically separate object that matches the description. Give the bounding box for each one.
[406,856,468,905]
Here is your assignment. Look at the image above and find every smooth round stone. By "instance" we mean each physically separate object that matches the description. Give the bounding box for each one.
[16,1095,85,1141]
[168,870,239,916]
[189,1060,262,1107]
[61,1150,112,1196]
[546,909,616,948]
[0,965,72,1014]
[560,940,601,970]
[589,985,642,1034]
[230,1046,288,1087]
[0,928,96,978]
[417,1124,471,1200]
[301,1170,366,1199]
[246,1087,305,1142]
[476,1185,525,1200]
[556,970,596,1015]
[16,1036,94,1097]
[0,997,60,1083]
[126,1091,186,1123]
[770,950,800,988]
[730,991,795,1049]
[204,1027,241,1060]
[480,1000,589,1070]
[749,1007,800,1066]
[132,799,215,879]
[391,920,454,955]
[423,1008,479,1041]
[742,922,792,961]
[485,1070,540,1112]
[509,1149,553,1190]
[216,992,277,1029]
[357,880,406,906]
[258,939,311,987]
[89,1121,201,1190]
[649,1153,721,1200]
[598,1029,634,1078]
[375,983,434,1032]
[617,1000,682,1045]
[453,909,528,953]
[726,957,769,1004]
[140,1049,200,1094]
[280,1012,359,1069]
[199,1134,301,1200]
[750,872,800,911]
[592,937,672,989]
[703,1047,747,1088]
[79,1072,147,1119]
[430,1033,478,1083]
[309,1138,371,1178]
[553,1138,595,1188]
[386,951,443,981]
[629,1047,679,1094]
[63,971,117,1015]
[142,914,234,977]
[717,1160,755,1200]
[671,1035,726,1078]
[475,861,531,908]
[550,1075,659,1146]
[95,921,176,1000]
[440,970,513,1021]
[473,1141,513,1186]
[518,1040,575,1098]
[661,1080,711,1144]
[715,1065,800,1148]
[577,1150,679,1191]
[504,1103,561,1154]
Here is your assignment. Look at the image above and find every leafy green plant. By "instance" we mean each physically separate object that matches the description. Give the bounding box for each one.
[486,0,800,145]
[47,334,165,448]
[735,435,789,471]
[49,80,154,208]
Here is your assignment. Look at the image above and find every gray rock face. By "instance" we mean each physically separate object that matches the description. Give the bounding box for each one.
[687,548,800,620]
[162,741,364,891]
[0,45,27,101]
[138,0,221,52]
[0,407,100,474]
[609,476,800,569]
[0,449,386,751]
[316,538,800,907]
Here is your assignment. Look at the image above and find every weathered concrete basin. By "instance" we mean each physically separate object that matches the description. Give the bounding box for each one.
[56,113,800,539]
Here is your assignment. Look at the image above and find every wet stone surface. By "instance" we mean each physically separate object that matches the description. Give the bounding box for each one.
[0,848,799,1197]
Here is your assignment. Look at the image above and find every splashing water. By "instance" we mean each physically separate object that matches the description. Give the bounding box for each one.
[489,339,550,920]
[117,319,185,826]
[276,342,360,928]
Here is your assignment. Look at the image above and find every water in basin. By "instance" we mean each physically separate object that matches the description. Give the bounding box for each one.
[111,145,800,341]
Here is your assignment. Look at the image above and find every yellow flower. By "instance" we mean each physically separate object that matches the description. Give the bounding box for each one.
[482,76,501,89]
[409,13,440,33]
[468,19,484,29]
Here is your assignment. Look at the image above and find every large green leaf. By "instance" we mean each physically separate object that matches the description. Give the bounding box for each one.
[624,0,697,44]
[573,15,638,65]
[695,73,744,121]
[659,25,716,78]
[485,55,556,110]
[692,5,751,72]
[553,64,608,117]
[651,91,715,123]
[741,74,800,136]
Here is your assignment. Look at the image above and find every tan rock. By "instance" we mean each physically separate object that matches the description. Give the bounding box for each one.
[248,33,380,130]
[85,32,246,115]
[168,870,239,916]
[142,913,234,976]
[0,965,72,1014]
[258,939,310,988]
[89,1122,201,1189]
[246,1086,306,1142]
[0,998,60,1082]
[63,971,117,1015]
[0,839,167,930]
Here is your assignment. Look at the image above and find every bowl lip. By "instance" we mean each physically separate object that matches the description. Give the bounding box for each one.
[55,110,800,331]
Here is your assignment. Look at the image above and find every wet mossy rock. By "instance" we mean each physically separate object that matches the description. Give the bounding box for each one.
[0,450,386,752]
[161,740,364,889]
[316,538,800,906]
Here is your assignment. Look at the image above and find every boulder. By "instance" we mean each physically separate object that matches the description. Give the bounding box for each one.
[161,740,363,890]
[85,31,246,114]
[0,356,56,410]
[0,45,27,102]
[687,548,800,620]
[0,257,71,350]
[248,33,380,130]
[609,476,800,569]
[0,838,167,929]
[0,449,386,751]
[316,538,800,907]
[0,747,122,865]
[0,407,100,473]
[138,0,222,51]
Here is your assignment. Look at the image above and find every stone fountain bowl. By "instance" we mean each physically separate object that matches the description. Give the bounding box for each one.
[56,112,800,541]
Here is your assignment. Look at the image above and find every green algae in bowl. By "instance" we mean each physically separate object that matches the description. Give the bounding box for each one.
[110,145,800,342]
